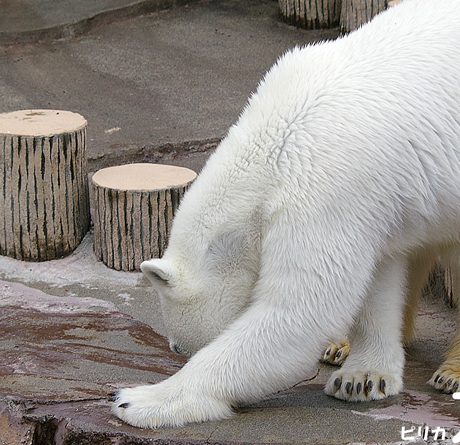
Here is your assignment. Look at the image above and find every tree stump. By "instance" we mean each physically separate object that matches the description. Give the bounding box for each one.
[0,109,90,261]
[340,0,388,34]
[278,0,341,29]
[92,163,197,271]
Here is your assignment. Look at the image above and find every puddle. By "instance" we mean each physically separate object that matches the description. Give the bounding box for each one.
[361,390,460,428]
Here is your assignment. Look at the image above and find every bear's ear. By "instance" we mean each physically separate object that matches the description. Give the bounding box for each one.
[140,259,176,288]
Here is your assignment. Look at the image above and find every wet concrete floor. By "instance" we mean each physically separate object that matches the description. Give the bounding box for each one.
[1,241,460,444]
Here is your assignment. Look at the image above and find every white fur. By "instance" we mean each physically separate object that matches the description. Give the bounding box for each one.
[112,0,460,428]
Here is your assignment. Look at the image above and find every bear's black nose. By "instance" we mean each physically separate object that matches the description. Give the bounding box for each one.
[171,343,190,357]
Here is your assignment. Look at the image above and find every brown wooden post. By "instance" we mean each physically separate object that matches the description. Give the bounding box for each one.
[278,0,341,29]
[340,0,388,34]
[92,163,196,271]
[0,109,90,261]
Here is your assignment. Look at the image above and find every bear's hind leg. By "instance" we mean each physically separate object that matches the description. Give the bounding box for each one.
[428,246,460,393]
[429,331,460,393]
[325,254,407,402]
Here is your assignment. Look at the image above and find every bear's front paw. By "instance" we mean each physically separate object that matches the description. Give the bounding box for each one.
[428,366,460,393]
[324,369,402,402]
[110,385,176,428]
[109,381,233,428]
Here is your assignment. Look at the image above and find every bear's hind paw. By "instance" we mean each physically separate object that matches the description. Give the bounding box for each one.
[428,366,460,393]
[322,339,350,366]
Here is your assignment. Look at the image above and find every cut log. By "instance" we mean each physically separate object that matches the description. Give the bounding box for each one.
[278,0,341,29]
[92,163,197,271]
[0,109,90,261]
[340,0,387,34]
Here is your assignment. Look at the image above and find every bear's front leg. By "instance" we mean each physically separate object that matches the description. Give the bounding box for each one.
[110,298,329,428]
[325,255,407,401]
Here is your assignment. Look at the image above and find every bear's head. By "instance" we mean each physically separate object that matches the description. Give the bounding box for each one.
[141,220,261,358]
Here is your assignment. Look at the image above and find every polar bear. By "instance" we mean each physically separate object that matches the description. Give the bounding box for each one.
[111,0,460,428]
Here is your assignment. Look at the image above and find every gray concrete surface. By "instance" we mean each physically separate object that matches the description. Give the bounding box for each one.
[0,0,193,46]
[0,0,339,172]
[1,0,460,443]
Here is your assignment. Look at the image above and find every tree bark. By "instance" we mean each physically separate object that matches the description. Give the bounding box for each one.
[340,0,388,34]
[92,163,196,271]
[0,109,90,261]
[278,0,341,29]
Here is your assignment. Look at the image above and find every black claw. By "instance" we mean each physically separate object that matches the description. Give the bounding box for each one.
[108,397,117,402]
[334,377,341,389]
[109,391,117,397]
[356,382,362,394]
[454,381,459,390]
[335,350,342,359]
[118,403,130,409]
[345,382,352,395]
[380,379,386,394]
[438,376,444,384]
[325,348,332,356]
[434,374,441,383]
[365,380,373,396]
[447,379,453,386]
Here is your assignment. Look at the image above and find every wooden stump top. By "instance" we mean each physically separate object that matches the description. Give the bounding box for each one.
[0,109,87,137]
[92,163,197,192]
